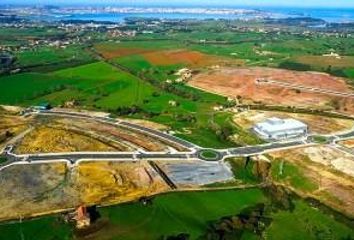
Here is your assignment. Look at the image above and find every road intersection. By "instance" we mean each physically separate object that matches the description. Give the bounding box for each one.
[1,109,354,171]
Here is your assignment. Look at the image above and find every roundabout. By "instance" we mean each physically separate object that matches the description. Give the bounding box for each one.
[196,149,223,161]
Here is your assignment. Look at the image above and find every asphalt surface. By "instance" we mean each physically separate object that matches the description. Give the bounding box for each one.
[5,140,307,163]
[336,130,354,139]
[1,109,353,168]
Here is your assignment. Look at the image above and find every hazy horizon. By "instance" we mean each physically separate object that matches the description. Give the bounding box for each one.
[1,0,354,9]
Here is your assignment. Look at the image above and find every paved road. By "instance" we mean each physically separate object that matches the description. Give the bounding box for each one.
[336,130,354,140]
[1,109,353,169]
[4,140,309,164]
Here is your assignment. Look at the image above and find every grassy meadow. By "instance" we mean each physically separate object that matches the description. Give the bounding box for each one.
[0,61,154,107]
[266,200,354,240]
[1,188,353,240]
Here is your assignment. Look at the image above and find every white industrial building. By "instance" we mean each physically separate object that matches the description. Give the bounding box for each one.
[253,117,308,140]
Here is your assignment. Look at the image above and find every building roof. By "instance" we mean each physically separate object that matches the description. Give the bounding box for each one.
[254,117,307,134]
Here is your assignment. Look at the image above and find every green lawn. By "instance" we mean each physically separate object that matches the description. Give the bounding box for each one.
[0,216,72,240]
[198,149,220,160]
[91,189,267,240]
[267,200,354,240]
[312,135,328,144]
[271,158,318,192]
[0,73,71,104]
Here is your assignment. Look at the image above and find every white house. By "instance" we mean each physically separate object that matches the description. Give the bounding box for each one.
[253,117,308,140]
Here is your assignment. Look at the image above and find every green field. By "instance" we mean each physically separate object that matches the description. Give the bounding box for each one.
[0,61,155,108]
[0,216,72,240]
[1,188,353,240]
[271,158,318,192]
[267,200,354,240]
[95,40,182,54]
[97,189,266,240]
[15,45,95,72]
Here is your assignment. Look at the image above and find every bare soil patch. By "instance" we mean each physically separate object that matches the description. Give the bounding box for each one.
[143,49,241,67]
[233,110,354,135]
[0,112,33,149]
[0,161,169,221]
[76,161,168,205]
[55,117,173,152]
[0,162,76,221]
[339,139,354,149]
[95,46,153,59]
[190,67,354,114]
[270,146,354,217]
[15,126,118,154]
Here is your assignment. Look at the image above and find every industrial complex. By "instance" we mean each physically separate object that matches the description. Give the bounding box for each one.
[253,117,308,140]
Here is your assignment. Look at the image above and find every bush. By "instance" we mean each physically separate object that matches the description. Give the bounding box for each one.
[279,61,312,71]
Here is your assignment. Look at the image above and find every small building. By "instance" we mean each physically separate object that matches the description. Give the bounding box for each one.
[253,117,308,140]
[168,100,178,107]
[75,206,91,229]
[33,102,51,111]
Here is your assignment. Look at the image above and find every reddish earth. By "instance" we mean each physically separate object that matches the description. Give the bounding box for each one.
[189,67,354,115]
[95,46,153,59]
[95,44,244,67]
[143,49,240,67]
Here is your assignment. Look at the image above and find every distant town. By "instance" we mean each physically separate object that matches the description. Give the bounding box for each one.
[0,3,354,240]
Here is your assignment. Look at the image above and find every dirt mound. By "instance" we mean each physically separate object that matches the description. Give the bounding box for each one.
[190,67,354,114]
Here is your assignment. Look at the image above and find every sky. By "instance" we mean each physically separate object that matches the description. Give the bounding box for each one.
[1,0,354,8]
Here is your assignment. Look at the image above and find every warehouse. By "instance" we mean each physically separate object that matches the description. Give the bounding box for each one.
[253,117,308,140]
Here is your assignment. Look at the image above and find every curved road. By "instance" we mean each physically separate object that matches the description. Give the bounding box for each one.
[1,109,354,170]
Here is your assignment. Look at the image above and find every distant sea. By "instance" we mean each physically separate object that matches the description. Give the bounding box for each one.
[28,7,354,23]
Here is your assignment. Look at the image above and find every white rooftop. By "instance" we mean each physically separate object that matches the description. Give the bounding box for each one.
[255,117,307,133]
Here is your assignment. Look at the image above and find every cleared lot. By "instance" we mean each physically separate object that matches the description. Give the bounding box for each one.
[157,160,233,187]
[233,110,354,135]
[189,67,354,114]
